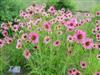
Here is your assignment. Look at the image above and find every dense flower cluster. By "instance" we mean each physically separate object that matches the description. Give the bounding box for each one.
[0,4,100,75]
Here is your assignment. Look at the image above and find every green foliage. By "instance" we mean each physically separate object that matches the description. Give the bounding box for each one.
[45,0,76,11]
[91,4,100,14]
[33,0,76,11]
[0,0,24,22]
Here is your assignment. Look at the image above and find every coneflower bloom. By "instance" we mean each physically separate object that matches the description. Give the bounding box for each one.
[96,26,100,32]
[96,11,100,16]
[74,70,82,75]
[92,29,97,34]
[96,20,100,25]
[64,18,77,30]
[80,61,87,69]
[23,49,31,59]
[43,22,51,32]
[96,34,100,41]
[21,33,28,40]
[67,35,74,43]
[7,38,13,44]
[82,38,94,49]
[74,30,86,43]
[29,32,39,44]
[1,23,9,30]
[63,20,76,30]
[43,36,51,44]
[12,25,19,32]
[0,39,4,48]
[20,10,27,17]
[2,30,8,37]
[48,6,56,15]
[53,40,61,46]
[97,54,100,60]
[94,72,100,75]
[67,69,73,75]
[16,42,22,49]
[33,45,39,50]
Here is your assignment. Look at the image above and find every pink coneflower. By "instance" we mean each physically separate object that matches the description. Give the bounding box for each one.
[12,25,19,32]
[21,33,28,40]
[26,6,34,15]
[2,30,8,37]
[95,43,100,50]
[33,45,38,50]
[43,22,51,32]
[43,36,51,44]
[96,11,100,16]
[74,30,86,43]
[67,35,74,43]
[48,6,56,14]
[96,34,100,41]
[96,26,100,32]
[23,49,31,59]
[63,18,77,30]
[96,20,100,25]
[82,38,94,49]
[97,54,100,60]
[16,42,22,49]
[92,29,97,34]
[29,32,39,44]
[1,23,9,30]
[53,40,61,46]
[20,10,27,18]
[74,70,82,75]
[67,69,73,75]
[94,72,100,75]
[0,39,4,48]
[80,61,87,69]
[7,38,13,44]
